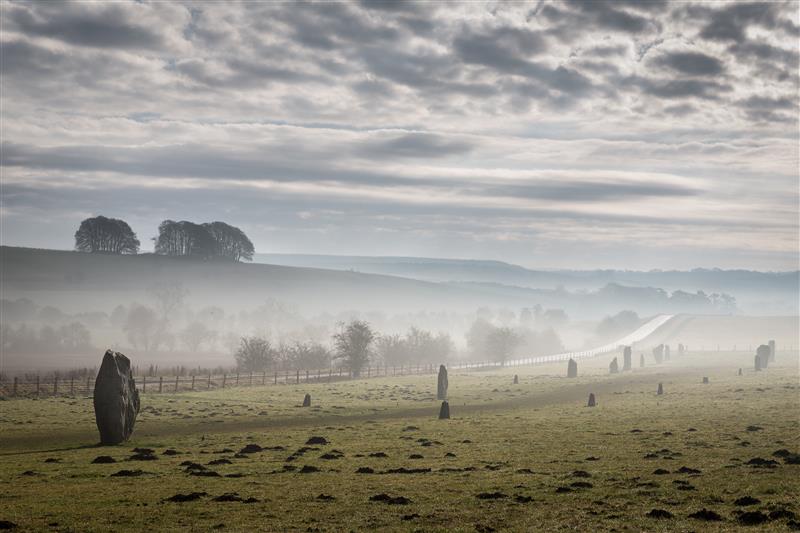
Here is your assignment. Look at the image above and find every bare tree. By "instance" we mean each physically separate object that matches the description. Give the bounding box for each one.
[485,326,521,367]
[180,321,217,352]
[235,336,274,372]
[332,320,375,378]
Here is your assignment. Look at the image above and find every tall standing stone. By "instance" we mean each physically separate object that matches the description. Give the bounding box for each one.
[513,374,519,385]
[754,355,762,371]
[623,346,632,371]
[702,377,709,384]
[640,353,645,368]
[567,358,578,378]
[302,393,311,407]
[437,365,448,400]
[768,340,776,362]
[657,382,663,395]
[738,368,743,376]
[678,343,685,357]
[587,393,596,407]
[609,357,619,374]
[653,345,664,364]
[664,345,671,361]
[438,400,450,419]
[93,350,140,445]
[756,345,770,369]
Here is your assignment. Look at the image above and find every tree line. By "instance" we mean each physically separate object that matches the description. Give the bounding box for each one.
[74,216,254,261]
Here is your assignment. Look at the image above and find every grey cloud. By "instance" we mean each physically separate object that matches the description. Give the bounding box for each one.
[652,51,725,77]
[628,76,732,100]
[6,3,167,50]
[562,0,655,33]
[474,180,699,202]
[356,133,474,159]
[737,95,797,123]
[697,2,788,42]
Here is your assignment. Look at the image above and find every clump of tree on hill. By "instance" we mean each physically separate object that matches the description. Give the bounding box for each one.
[74,216,140,254]
[154,220,254,261]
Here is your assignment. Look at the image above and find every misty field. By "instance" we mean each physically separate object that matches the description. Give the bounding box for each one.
[1,351,798,532]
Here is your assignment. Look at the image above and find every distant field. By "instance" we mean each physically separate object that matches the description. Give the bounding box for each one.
[1,349,798,532]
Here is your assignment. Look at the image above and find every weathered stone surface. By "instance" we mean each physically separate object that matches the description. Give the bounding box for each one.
[702,377,709,384]
[609,357,619,374]
[768,340,775,362]
[653,344,664,364]
[754,355,762,371]
[438,400,450,419]
[678,343,685,357]
[302,393,311,407]
[567,358,578,378]
[738,368,743,376]
[513,374,519,385]
[756,345,770,369]
[640,353,645,368]
[623,346,632,371]
[587,393,596,407]
[94,350,140,445]
[437,365,448,400]
[657,383,663,395]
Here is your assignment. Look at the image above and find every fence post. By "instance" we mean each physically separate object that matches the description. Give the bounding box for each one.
[54,376,58,396]
[296,370,300,384]
[367,366,371,378]
[208,374,211,389]
[175,375,179,392]
[222,374,227,389]
[191,375,195,390]
[86,376,91,396]
[262,372,266,386]
[143,376,147,393]
[70,377,74,395]
[274,372,277,385]
[236,373,240,386]
[36,375,40,396]
[159,376,163,393]
[306,370,309,383]
[13,377,18,396]
[250,372,253,386]
[328,368,332,383]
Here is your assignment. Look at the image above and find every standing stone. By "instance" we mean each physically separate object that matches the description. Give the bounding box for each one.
[437,365,448,400]
[678,343,685,357]
[609,357,619,374]
[738,368,743,376]
[768,340,775,362]
[587,393,596,407]
[438,400,450,419]
[756,345,770,369]
[640,354,645,368]
[302,393,311,407]
[653,344,664,364]
[664,345,671,361]
[513,374,519,385]
[702,377,709,384]
[754,355,762,371]
[623,346,632,371]
[93,350,140,445]
[657,382,663,395]
[567,358,578,378]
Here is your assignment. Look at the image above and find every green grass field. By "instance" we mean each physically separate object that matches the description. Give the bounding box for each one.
[1,351,798,532]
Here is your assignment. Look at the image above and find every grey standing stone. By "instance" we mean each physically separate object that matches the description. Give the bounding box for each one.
[513,374,519,385]
[702,377,709,384]
[738,368,743,376]
[678,343,685,357]
[437,365,448,400]
[609,357,619,374]
[657,382,663,395]
[438,400,450,419]
[754,355,762,371]
[756,345,770,369]
[302,393,311,407]
[587,393,596,407]
[653,344,664,364]
[664,345,671,361]
[567,358,578,378]
[93,350,140,445]
[768,340,776,362]
[640,353,645,368]
[623,346,632,371]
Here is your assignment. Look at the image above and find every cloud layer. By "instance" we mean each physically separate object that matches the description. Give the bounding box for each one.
[1,0,798,270]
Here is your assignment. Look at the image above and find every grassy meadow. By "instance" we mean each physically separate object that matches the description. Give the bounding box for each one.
[1,350,798,532]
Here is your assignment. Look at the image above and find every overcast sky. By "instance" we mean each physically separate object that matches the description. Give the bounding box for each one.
[1,1,798,270]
